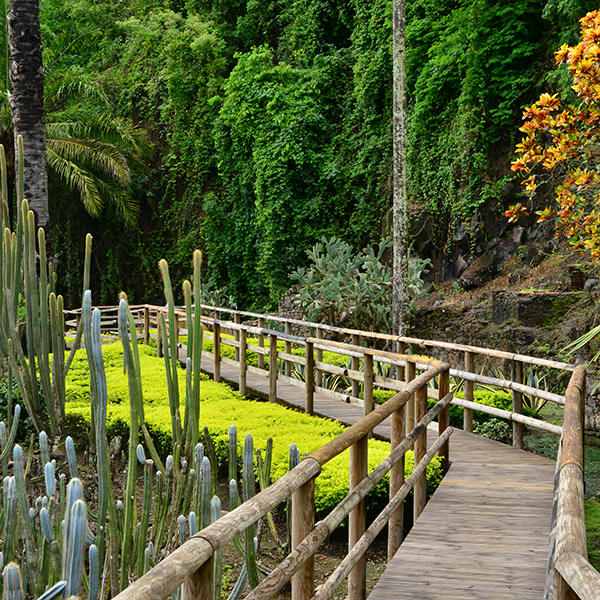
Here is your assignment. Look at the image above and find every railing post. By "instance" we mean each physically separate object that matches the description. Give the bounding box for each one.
[512,359,523,449]
[464,351,474,432]
[213,322,221,383]
[182,554,214,600]
[157,314,163,358]
[315,327,323,388]
[239,327,247,396]
[405,361,415,436]
[388,393,406,560]
[292,477,315,600]
[234,313,240,362]
[396,340,406,385]
[258,317,265,370]
[305,340,314,415]
[363,353,373,417]
[438,368,450,472]
[143,307,150,345]
[285,322,292,377]
[269,333,278,402]
[351,333,360,399]
[349,435,368,600]
[413,383,427,521]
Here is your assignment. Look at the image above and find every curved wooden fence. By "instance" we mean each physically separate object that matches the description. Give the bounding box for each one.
[63,304,599,599]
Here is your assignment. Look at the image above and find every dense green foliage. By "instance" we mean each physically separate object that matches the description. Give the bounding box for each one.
[35,0,598,308]
[64,342,442,514]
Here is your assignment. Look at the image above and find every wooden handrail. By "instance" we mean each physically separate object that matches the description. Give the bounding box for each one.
[64,303,594,598]
[112,345,451,600]
[546,366,600,600]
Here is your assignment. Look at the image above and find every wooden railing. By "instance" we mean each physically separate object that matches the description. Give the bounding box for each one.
[110,352,453,600]
[64,304,598,599]
[546,366,600,600]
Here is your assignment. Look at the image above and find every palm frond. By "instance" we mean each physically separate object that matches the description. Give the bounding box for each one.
[46,138,130,186]
[55,68,109,107]
[46,147,104,217]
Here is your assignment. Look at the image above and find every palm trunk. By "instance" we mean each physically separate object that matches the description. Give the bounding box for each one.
[7,0,48,228]
[392,0,408,338]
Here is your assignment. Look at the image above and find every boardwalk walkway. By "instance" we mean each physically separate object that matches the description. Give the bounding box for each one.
[198,348,556,599]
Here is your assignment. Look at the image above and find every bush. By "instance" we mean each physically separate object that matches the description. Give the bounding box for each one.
[64,342,442,516]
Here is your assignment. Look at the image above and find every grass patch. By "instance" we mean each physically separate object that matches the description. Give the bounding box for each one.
[64,342,442,516]
[586,499,600,571]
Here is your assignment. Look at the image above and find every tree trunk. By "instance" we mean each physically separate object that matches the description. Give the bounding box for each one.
[7,0,48,228]
[392,0,408,338]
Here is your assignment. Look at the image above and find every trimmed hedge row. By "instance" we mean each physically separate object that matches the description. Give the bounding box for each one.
[65,342,442,516]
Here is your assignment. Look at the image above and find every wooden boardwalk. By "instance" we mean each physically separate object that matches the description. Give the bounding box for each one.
[198,349,556,599]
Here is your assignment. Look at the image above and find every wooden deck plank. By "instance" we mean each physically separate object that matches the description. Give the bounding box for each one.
[195,346,556,599]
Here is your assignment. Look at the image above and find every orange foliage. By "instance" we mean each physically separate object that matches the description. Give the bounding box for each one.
[512,10,600,256]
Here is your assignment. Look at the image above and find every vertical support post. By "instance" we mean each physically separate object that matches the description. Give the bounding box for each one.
[213,322,221,383]
[464,351,474,433]
[349,435,368,600]
[157,314,163,358]
[363,353,374,417]
[351,333,360,399]
[292,478,315,600]
[405,361,415,435]
[143,306,150,346]
[305,340,314,415]
[234,313,240,362]
[258,317,265,370]
[239,327,247,396]
[285,322,292,377]
[512,359,523,449]
[269,333,278,403]
[388,397,406,560]
[315,327,323,388]
[413,383,427,521]
[182,554,214,600]
[396,340,406,384]
[438,368,450,473]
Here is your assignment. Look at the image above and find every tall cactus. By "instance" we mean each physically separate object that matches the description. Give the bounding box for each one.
[243,435,260,589]
[64,499,87,598]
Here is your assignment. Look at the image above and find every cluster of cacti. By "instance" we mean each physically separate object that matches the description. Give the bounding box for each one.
[0,137,92,439]
[0,136,297,598]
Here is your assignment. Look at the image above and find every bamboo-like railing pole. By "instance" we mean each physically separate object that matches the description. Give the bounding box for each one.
[464,351,474,432]
[351,333,360,399]
[269,333,278,402]
[258,317,265,369]
[233,313,240,362]
[305,340,314,415]
[405,361,415,435]
[513,359,523,449]
[363,354,373,418]
[239,327,247,396]
[285,322,292,377]
[348,434,368,600]
[315,327,323,388]
[213,322,220,383]
[144,306,150,346]
[388,394,405,559]
[291,478,315,600]
[413,383,428,521]
[438,369,450,472]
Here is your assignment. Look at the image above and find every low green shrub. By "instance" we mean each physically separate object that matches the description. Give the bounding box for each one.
[474,418,512,444]
[65,342,442,516]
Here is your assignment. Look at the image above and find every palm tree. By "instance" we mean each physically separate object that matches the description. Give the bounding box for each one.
[7,0,49,227]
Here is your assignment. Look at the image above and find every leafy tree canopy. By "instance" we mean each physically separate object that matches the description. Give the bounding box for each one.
[509,9,600,256]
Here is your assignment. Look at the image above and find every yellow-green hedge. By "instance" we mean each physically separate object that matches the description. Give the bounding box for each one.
[65,342,442,515]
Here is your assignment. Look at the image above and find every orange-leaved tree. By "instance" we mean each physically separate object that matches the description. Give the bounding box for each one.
[509,10,600,256]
